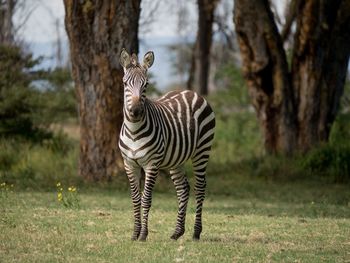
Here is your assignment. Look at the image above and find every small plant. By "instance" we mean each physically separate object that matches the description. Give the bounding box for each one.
[0,182,14,199]
[56,182,80,209]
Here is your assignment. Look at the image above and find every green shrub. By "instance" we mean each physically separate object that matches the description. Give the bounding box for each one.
[0,135,80,189]
[213,63,249,107]
[0,44,43,138]
[42,131,75,155]
[302,144,350,183]
[0,44,77,142]
[30,68,77,127]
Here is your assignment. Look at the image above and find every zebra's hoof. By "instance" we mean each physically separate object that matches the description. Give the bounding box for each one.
[138,231,148,241]
[192,233,201,241]
[170,234,179,240]
[170,230,185,240]
[131,231,140,241]
[138,235,147,241]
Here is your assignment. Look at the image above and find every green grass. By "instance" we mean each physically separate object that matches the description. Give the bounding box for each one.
[1,176,350,263]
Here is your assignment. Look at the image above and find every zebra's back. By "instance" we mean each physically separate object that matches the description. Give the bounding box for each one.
[154,90,215,169]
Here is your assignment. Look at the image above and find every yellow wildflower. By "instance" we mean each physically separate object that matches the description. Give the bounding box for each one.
[56,182,61,187]
[69,186,77,192]
[57,192,63,201]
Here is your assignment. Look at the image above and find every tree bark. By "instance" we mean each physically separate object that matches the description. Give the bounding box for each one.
[291,0,350,151]
[234,0,350,154]
[0,0,15,45]
[64,0,141,181]
[187,0,219,95]
[234,0,297,154]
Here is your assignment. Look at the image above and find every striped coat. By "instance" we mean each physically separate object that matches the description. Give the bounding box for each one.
[119,49,215,241]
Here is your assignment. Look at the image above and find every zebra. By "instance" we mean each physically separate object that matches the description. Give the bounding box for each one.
[119,49,215,241]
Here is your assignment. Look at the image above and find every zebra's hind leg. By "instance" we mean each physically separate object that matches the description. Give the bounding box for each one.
[170,166,190,240]
[125,164,142,241]
[192,155,209,240]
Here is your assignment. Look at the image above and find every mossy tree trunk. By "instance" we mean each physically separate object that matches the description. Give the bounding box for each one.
[64,0,141,181]
[234,0,350,154]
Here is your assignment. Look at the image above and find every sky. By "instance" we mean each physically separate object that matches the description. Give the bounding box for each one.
[14,0,66,43]
[14,0,191,43]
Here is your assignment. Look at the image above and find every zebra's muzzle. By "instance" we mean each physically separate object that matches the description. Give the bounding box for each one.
[129,104,144,120]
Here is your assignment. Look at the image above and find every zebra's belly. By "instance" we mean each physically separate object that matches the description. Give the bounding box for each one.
[158,140,195,170]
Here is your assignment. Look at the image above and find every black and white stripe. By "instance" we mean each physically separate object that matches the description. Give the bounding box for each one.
[119,49,215,241]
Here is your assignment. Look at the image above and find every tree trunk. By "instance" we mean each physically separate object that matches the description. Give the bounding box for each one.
[234,0,350,154]
[187,0,218,95]
[0,0,15,45]
[291,0,350,151]
[234,0,297,154]
[64,0,141,181]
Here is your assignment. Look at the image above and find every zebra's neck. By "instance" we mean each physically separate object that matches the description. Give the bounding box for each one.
[123,114,144,133]
[123,101,151,133]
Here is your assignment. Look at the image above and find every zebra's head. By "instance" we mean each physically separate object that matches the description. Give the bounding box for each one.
[120,49,154,122]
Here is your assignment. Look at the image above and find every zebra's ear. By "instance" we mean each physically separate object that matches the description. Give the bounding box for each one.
[142,51,154,70]
[120,48,131,69]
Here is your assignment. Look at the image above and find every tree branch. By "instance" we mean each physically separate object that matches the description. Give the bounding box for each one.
[281,0,301,42]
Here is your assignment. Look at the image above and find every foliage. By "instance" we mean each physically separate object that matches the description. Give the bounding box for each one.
[207,63,262,172]
[0,181,14,200]
[56,182,80,209]
[31,68,77,127]
[0,44,77,141]
[167,41,193,83]
[301,144,350,183]
[0,44,44,138]
[300,112,350,183]
[0,135,80,190]
[213,62,250,107]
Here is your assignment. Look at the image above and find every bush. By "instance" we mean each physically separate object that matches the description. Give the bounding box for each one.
[302,144,350,183]
[30,68,77,127]
[0,44,77,141]
[0,135,80,190]
[0,44,43,138]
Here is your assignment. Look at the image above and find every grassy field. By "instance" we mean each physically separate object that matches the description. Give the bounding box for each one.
[1,175,350,263]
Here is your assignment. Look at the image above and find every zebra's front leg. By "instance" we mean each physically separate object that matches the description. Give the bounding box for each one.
[125,164,142,241]
[139,168,158,241]
[170,167,190,240]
